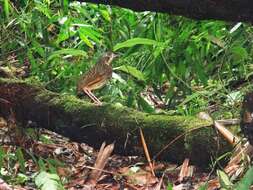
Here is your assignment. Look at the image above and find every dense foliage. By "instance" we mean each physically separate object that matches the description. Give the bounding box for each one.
[2,0,253,189]
[1,0,253,117]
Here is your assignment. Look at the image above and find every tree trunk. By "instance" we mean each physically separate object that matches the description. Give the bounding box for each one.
[0,78,232,167]
[78,0,253,22]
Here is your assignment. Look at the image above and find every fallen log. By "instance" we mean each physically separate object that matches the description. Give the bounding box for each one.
[0,78,232,167]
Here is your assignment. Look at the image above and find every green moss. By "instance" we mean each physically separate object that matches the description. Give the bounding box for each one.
[0,77,230,167]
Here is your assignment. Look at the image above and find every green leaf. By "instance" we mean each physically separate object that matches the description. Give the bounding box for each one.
[32,40,45,57]
[217,170,233,188]
[3,0,10,19]
[99,9,111,22]
[138,96,155,113]
[35,171,62,190]
[0,147,5,169]
[234,167,253,190]
[56,21,75,45]
[78,26,101,44]
[113,38,159,51]
[178,92,205,106]
[79,32,94,48]
[166,183,173,190]
[34,1,52,18]
[61,0,69,14]
[194,61,208,85]
[126,89,135,107]
[198,183,208,190]
[77,25,102,48]
[231,46,248,62]
[48,49,87,61]
[38,158,46,171]
[207,35,225,48]
[15,173,29,184]
[16,148,26,173]
[114,65,145,81]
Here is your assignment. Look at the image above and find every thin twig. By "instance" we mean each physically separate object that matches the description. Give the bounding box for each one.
[139,128,155,176]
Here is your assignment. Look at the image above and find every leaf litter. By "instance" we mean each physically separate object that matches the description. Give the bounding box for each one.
[0,115,222,190]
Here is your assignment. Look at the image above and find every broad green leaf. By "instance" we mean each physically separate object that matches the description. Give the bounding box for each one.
[35,171,62,190]
[113,38,159,51]
[114,65,145,81]
[78,26,101,44]
[79,32,93,48]
[234,167,253,190]
[231,46,248,61]
[138,96,155,113]
[217,170,233,188]
[48,49,87,61]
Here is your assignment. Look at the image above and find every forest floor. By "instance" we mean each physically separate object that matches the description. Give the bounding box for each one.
[0,114,215,190]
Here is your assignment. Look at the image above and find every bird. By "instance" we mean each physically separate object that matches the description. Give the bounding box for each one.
[77,52,118,105]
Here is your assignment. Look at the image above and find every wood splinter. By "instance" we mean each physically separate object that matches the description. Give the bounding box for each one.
[86,142,114,185]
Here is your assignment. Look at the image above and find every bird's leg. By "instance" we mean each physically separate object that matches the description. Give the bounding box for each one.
[83,88,96,102]
[90,92,102,106]
[83,88,102,105]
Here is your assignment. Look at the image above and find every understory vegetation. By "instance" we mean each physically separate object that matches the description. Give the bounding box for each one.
[1,0,253,189]
[1,0,253,117]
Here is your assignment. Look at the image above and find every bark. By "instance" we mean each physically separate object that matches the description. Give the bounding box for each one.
[0,78,232,167]
[78,0,253,22]
[241,92,253,145]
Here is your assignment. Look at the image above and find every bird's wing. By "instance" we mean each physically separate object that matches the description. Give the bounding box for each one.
[80,69,108,89]
[77,64,112,90]
[85,73,108,88]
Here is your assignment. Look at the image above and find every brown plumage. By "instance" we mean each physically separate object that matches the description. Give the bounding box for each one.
[77,52,118,105]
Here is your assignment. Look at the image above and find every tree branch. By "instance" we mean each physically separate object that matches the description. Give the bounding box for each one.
[79,0,253,22]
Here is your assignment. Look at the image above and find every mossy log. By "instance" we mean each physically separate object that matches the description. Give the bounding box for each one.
[0,78,232,166]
